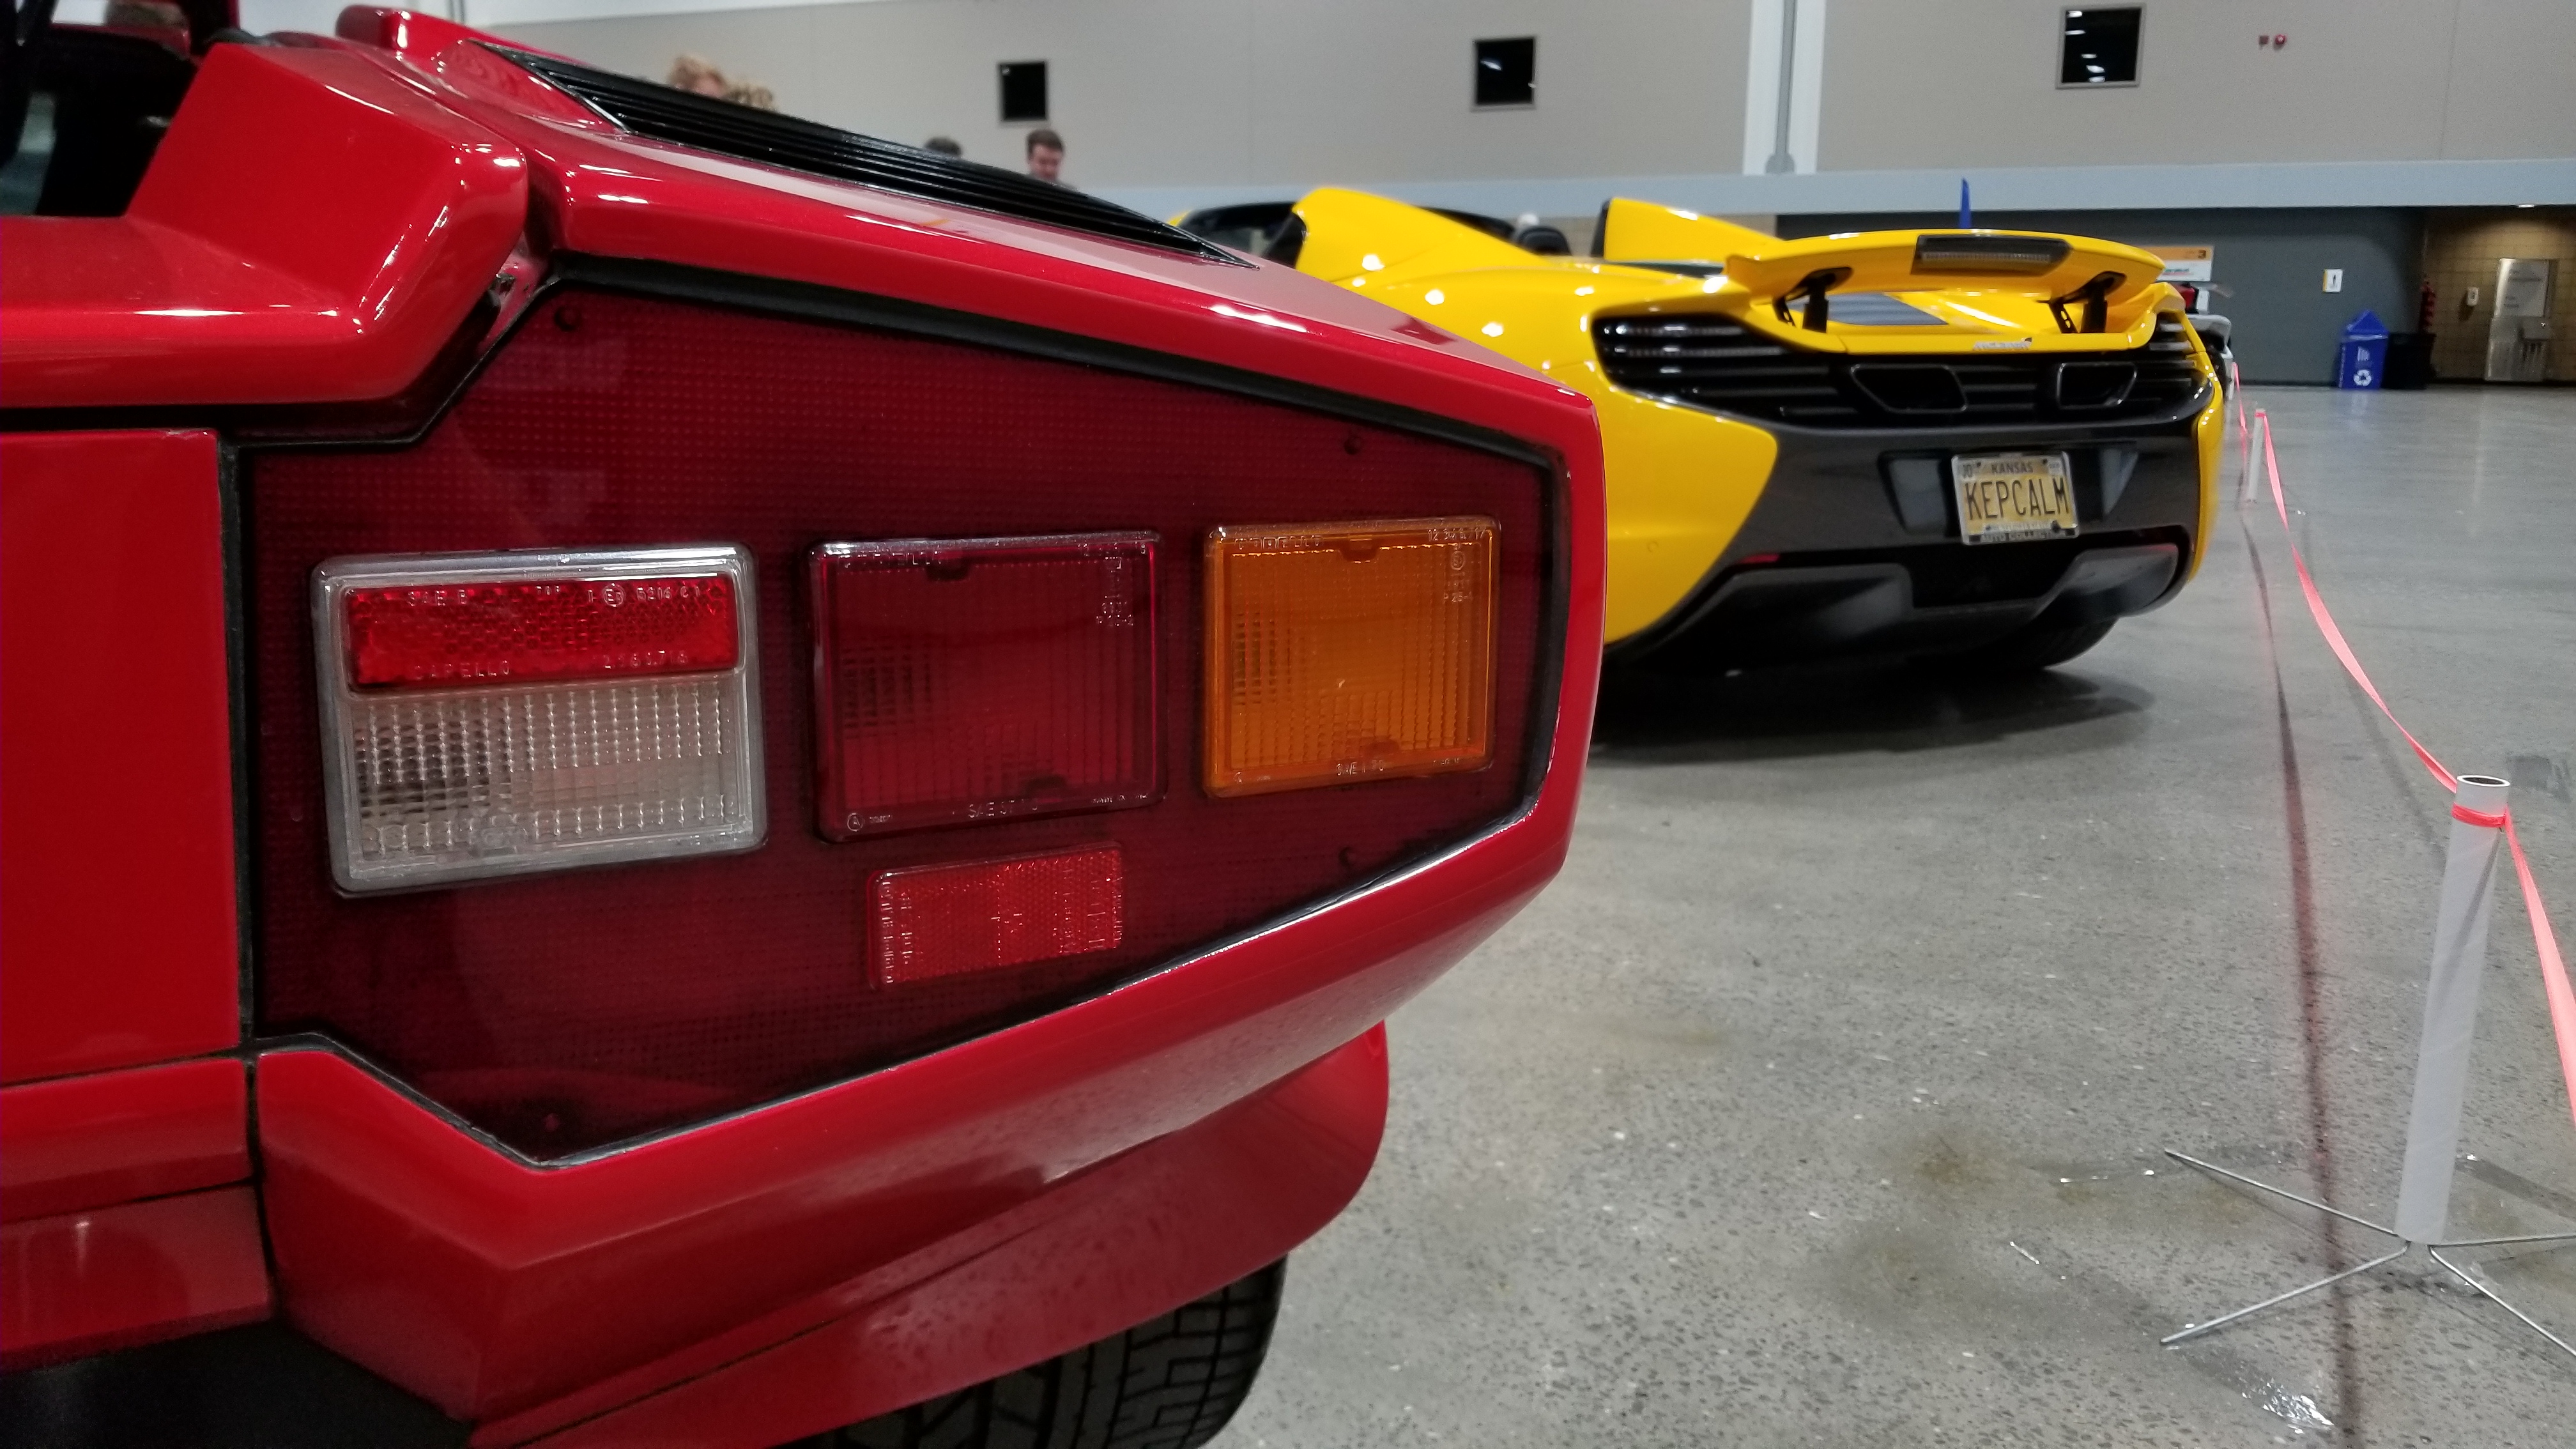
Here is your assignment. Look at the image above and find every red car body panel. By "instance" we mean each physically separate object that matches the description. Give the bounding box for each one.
[473,1027,1388,1447]
[0,44,526,410]
[0,1188,273,1368]
[0,14,1605,1443]
[0,1058,250,1220]
[0,1058,261,1365]
[0,430,239,1084]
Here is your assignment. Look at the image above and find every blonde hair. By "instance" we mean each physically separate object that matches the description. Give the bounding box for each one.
[724,81,778,111]
[666,54,726,93]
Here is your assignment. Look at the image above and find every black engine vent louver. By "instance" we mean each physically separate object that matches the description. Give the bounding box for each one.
[494,47,1243,266]
[1591,312,2204,428]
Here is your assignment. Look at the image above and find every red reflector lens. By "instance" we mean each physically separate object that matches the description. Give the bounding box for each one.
[346,574,739,689]
[811,533,1156,839]
[870,845,1124,986]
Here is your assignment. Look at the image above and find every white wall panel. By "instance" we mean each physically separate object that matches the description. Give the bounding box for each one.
[1817,0,2572,169]
[366,0,2570,203]
[491,0,1754,189]
[2437,0,2576,162]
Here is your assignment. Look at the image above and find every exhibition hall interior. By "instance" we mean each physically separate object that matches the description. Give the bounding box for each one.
[1,1,2572,1445]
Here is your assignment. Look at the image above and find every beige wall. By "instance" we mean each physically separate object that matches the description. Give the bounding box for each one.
[2421,207,2576,382]
[493,0,1755,190]
[1819,0,2576,170]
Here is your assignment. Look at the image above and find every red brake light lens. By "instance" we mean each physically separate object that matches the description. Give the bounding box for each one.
[811,533,1156,839]
[346,574,739,689]
[870,845,1124,987]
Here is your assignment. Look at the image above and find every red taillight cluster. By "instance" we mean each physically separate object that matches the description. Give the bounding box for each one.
[249,286,1552,1155]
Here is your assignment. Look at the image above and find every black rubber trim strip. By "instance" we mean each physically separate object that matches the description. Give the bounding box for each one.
[493,44,1245,268]
[215,441,258,1047]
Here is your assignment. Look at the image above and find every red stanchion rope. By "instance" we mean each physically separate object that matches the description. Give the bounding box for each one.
[2251,409,2576,1132]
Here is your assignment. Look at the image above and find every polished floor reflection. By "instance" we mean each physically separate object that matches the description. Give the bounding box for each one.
[1222,387,2576,1447]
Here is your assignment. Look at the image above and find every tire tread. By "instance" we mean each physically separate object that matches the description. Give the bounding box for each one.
[822,1261,1285,1449]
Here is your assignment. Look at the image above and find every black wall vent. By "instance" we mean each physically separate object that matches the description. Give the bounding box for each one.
[998,61,1048,122]
[494,47,1241,264]
[1474,37,1536,108]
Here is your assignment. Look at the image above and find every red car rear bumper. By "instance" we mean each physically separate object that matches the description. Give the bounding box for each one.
[261,785,1569,1435]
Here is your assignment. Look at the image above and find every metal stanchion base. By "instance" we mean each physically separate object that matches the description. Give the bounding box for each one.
[2161,1151,2576,1361]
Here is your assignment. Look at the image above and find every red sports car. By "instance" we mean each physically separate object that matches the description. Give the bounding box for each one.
[0,8,1604,1446]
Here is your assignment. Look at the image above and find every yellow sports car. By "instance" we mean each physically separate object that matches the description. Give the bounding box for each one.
[1180,192,2225,672]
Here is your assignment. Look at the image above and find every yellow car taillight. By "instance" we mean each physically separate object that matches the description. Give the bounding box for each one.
[1202,517,1497,797]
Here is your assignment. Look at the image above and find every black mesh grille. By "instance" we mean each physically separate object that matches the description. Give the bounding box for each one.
[494,47,1242,265]
[1593,310,2204,427]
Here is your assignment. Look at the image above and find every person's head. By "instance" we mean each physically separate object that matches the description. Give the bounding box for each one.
[666,55,728,98]
[1025,128,1064,183]
[724,80,776,111]
[101,0,185,33]
[923,136,964,158]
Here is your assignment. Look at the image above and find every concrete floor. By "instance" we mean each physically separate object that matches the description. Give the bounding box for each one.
[1216,387,2576,1448]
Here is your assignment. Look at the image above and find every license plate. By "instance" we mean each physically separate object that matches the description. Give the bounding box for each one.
[1952,453,2078,544]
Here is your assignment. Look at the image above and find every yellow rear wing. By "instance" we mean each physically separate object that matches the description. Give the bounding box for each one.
[1595,197,2167,335]
[1722,229,2164,322]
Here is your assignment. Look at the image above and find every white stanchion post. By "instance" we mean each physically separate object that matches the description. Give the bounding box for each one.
[2166,768,2572,1356]
[2233,365,2254,504]
[2393,774,2511,1245]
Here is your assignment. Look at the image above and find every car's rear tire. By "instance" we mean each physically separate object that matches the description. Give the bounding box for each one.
[820,1259,1286,1449]
[1955,618,2115,674]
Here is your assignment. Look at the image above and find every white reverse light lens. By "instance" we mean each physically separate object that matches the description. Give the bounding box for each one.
[312,545,765,892]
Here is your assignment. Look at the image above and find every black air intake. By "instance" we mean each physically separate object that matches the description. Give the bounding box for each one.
[1591,312,2204,427]
[494,47,1241,265]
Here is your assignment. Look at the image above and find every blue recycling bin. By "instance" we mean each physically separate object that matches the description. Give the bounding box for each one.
[2336,309,2390,389]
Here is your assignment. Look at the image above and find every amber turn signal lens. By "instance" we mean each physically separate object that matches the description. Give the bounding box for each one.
[1203,517,1497,797]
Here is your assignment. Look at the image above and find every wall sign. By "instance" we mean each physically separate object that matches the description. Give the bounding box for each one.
[2145,245,2214,283]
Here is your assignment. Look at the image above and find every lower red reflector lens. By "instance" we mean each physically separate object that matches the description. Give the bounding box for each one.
[346,573,739,689]
[811,533,1157,838]
[870,845,1124,986]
